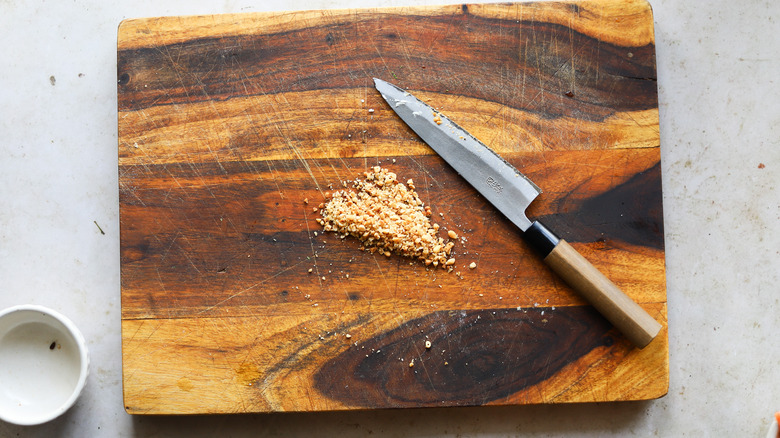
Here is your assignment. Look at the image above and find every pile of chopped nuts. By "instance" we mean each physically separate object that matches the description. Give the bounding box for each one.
[316,166,456,269]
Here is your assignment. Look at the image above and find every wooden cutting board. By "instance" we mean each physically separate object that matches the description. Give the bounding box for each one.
[118,0,668,414]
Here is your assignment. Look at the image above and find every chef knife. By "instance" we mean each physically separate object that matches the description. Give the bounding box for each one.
[373,78,662,349]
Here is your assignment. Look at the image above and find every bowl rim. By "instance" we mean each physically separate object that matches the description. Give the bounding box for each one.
[0,304,90,426]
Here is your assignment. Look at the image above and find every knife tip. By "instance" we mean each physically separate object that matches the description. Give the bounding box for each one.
[373,77,402,96]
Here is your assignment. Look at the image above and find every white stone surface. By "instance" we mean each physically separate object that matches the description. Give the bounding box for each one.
[0,0,777,436]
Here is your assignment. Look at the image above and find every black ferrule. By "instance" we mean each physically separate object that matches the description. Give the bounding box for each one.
[523,221,560,257]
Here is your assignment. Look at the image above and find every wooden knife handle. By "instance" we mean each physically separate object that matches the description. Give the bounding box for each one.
[524,221,662,349]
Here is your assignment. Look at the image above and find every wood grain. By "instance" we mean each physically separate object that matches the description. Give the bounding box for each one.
[119,0,668,414]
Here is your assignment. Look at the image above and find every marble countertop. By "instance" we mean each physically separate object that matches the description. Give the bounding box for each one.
[1,0,777,436]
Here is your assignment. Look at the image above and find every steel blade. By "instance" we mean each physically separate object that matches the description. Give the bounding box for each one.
[374,78,541,231]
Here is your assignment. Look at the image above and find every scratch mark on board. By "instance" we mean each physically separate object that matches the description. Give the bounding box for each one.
[197,262,302,315]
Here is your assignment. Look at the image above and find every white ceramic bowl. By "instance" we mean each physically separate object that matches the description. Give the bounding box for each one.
[0,305,89,425]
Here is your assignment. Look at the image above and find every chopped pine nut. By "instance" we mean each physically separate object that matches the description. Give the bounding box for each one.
[316,167,457,269]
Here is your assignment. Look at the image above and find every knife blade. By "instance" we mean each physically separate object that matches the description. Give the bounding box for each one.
[373,78,662,349]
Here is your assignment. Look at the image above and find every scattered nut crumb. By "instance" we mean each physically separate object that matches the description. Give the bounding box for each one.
[308,268,313,273]
[425,340,432,349]
[304,198,309,204]
[345,334,352,339]
[447,230,458,239]
[409,359,414,367]
[469,262,477,269]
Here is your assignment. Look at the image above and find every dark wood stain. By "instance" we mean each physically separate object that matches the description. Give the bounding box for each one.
[537,161,664,249]
[119,152,662,319]
[313,306,614,407]
[117,11,656,122]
